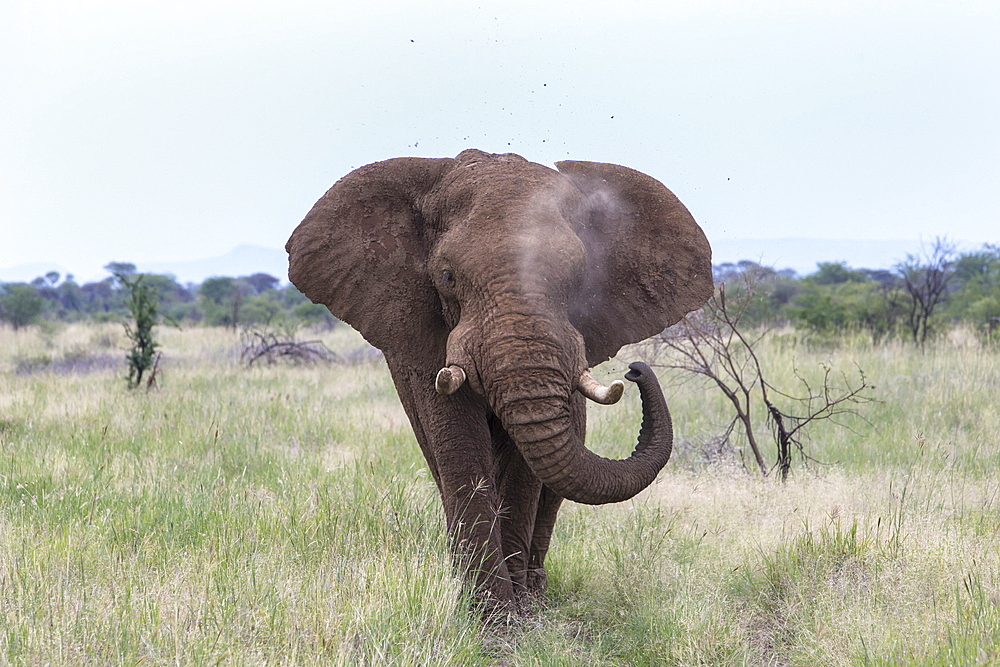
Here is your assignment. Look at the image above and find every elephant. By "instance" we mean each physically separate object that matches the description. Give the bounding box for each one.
[286,149,712,617]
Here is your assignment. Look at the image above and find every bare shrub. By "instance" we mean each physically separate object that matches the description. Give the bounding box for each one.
[643,274,875,480]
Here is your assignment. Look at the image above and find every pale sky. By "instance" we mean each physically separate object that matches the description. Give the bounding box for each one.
[2,0,998,280]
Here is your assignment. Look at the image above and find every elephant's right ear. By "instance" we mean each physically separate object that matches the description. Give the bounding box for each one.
[557,160,713,367]
[286,157,455,358]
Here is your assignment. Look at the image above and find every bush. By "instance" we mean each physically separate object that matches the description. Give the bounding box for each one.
[0,283,45,329]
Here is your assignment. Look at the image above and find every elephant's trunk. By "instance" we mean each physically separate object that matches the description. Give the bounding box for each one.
[483,338,673,505]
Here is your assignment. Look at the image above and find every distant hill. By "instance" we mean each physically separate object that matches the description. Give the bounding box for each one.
[0,262,70,284]
[140,245,288,285]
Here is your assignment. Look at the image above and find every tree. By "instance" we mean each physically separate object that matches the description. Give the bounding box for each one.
[199,276,249,328]
[292,299,337,326]
[57,277,83,313]
[938,245,1000,334]
[104,261,137,276]
[80,278,117,314]
[244,272,280,294]
[0,283,45,329]
[240,290,284,325]
[791,279,905,340]
[711,260,801,327]
[136,274,195,323]
[896,237,956,346]
[952,245,1000,287]
[810,261,869,285]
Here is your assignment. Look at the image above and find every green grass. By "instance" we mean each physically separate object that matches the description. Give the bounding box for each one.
[1,322,998,664]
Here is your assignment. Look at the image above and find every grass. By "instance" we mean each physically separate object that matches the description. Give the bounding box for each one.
[1,321,998,664]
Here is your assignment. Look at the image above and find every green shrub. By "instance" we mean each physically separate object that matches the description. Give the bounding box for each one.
[0,283,45,329]
[116,272,160,389]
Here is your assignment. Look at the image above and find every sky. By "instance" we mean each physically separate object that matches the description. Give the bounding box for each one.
[2,0,998,281]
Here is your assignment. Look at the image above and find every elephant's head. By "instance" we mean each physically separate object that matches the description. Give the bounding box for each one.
[286,149,712,504]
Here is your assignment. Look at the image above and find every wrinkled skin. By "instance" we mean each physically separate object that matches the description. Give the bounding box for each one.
[286,149,712,617]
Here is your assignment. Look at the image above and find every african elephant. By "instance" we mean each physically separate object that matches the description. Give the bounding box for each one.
[286,149,712,616]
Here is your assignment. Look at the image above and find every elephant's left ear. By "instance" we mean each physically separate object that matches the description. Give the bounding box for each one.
[556,160,713,367]
[286,157,456,360]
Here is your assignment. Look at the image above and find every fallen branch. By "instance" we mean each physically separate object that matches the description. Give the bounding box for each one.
[240,329,337,366]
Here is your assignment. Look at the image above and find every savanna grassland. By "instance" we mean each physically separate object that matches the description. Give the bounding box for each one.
[1,323,998,665]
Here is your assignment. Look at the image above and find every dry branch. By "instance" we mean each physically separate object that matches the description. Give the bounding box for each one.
[239,328,337,366]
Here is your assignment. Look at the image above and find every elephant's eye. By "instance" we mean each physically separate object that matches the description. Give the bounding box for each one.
[441,270,456,288]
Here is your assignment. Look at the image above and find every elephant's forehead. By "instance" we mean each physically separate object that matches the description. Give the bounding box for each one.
[442,202,580,254]
[434,156,579,217]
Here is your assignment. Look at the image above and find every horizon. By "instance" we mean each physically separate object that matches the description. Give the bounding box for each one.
[0,236,983,286]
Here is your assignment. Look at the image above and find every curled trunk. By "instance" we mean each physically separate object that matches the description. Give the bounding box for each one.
[494,362,673,505]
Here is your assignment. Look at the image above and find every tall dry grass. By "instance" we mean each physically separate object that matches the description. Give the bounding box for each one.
[0,322,997,664]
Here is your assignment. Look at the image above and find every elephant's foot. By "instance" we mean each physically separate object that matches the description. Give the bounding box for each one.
[509,566,547,616]
[474,571,547,624]
[525,566,548,596]
[473,589,523,628]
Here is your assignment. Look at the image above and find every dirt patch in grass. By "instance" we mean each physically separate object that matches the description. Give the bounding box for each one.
[15,349,122,375]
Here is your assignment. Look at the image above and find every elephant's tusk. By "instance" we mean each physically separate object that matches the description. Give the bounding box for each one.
[435,365,467,396]
[577,371,625,405]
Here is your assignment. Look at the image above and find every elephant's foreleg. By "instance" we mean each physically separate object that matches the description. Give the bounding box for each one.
[387,362,517,615]
[439,465,514,613]
[434,444,517,613]
[491,418,543,598]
